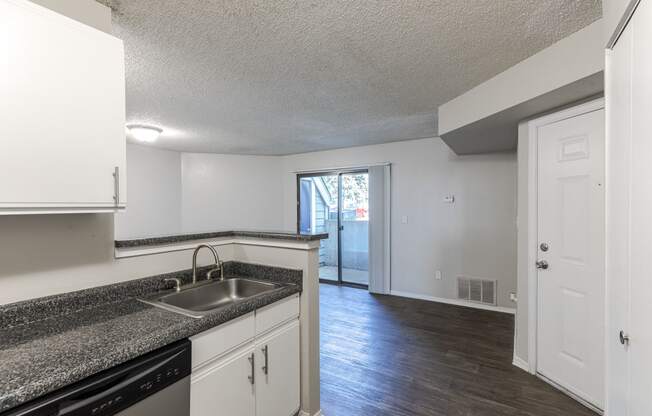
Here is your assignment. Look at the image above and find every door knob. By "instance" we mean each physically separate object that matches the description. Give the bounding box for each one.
[619,330,630,346]
[536,260,549,270]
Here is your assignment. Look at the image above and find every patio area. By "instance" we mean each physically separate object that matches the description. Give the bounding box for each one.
[319,266,368,286]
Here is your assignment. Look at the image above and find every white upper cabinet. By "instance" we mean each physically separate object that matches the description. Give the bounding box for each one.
[0,0,126,214]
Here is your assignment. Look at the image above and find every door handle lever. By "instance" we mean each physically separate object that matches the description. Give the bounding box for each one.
[535,260,549,270]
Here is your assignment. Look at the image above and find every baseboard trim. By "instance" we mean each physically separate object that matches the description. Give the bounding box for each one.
[390,290,516,314]
[512,355,530,373]
[299,410,323,416]
[537,373,603,415]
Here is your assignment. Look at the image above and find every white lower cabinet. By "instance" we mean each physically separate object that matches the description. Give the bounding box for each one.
[190,295,300,416]
[255,321,301,416]
[191,345,256,416]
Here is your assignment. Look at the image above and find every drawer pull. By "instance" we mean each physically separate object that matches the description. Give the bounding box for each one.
[248,352,255,385]
[112,166,120,206]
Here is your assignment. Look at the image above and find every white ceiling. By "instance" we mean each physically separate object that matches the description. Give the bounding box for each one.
[99,0,601,155]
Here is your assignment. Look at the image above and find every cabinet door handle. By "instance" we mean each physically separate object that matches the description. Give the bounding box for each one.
[261,345,269,375]
[248,352,255,385]
[113,167,120,207]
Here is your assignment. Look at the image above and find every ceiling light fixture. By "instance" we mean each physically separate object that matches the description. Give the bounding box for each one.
[127,124,163,143]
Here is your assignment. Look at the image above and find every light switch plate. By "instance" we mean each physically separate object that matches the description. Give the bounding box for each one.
[435,270,442,280]
[401,215,408,224]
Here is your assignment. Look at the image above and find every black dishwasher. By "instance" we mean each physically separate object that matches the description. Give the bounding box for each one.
[4,339,191,416]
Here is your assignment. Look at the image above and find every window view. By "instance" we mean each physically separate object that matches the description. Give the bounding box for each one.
[298,172,369,286]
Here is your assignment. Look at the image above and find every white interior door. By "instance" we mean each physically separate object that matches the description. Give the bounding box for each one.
[536,107,605,408]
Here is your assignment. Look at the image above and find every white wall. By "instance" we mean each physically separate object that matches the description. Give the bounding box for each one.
[604,0,631,44]
[0,214,236,304]
[28,0,111,33]
[515,122,530,362]
[282,138,518,308]
[0,146,289,305]
[438,20,604,136]
[114,148,287,238]
[115,144,182,239]
[1,138,517,311]
[181,153,285,232]
[118,138,517,308]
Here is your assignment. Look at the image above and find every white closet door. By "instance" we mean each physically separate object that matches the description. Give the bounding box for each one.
[605,15,632,416]
[628,1,652,414]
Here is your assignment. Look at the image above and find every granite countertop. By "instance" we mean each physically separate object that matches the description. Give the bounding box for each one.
[115,230,329,249]
[0,262,302,413]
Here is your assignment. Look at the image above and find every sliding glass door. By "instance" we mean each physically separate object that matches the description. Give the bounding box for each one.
[298,173,339,283]
[339,172,369,286]
[297,170,369,287]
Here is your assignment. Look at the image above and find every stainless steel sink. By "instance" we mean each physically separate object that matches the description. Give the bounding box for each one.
[140,278,282,318]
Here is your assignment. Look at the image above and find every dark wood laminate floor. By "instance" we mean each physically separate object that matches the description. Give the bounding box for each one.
[320,284,598,416]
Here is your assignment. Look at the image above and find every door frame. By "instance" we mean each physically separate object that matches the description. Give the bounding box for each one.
[525,97,605,380]
[296,169,369,289]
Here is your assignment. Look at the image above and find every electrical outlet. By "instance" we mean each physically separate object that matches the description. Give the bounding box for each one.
[435,270,442,280]
[401,215,408,224]
[509,292,517,302]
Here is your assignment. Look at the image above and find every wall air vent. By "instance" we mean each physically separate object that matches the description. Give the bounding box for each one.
[457,276,497,306]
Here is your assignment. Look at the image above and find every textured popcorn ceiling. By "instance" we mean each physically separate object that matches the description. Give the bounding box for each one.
[99,0,601,155]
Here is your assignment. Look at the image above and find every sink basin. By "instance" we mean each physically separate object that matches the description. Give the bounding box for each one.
[140,278,282,318]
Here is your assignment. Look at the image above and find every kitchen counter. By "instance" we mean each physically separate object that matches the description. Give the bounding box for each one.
[114,230,329,249]
[0,262,301,413]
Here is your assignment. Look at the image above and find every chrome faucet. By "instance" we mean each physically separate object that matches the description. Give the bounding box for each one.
[163,277,182,292]
[192,244,223,284]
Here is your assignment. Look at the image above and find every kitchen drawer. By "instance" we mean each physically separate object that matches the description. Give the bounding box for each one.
[190,312,254,369]
[255,294,299,336]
